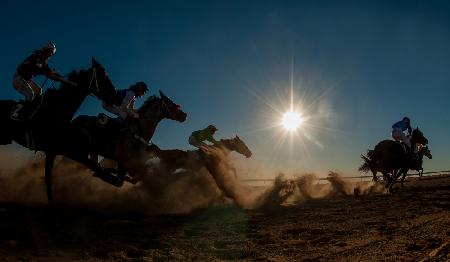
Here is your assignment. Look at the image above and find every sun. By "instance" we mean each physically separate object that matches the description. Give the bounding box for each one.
[282,111,304,131]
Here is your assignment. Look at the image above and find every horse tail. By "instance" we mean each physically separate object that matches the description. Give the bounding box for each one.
[358,150,374,173]
[367,149,375,160]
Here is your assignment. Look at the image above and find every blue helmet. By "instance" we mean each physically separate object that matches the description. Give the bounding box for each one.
[403,116,410,123]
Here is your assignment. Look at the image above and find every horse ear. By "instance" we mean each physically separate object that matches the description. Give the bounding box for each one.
[159,90,170,101]
[91,57,100,67]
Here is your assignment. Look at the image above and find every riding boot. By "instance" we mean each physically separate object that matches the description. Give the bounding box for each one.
[25,130,35,150]
[93,171,124,187]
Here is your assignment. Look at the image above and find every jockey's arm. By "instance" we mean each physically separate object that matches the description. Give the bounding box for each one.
[206,135,219,145]
[46,69,67,82]
[120,92,139,118]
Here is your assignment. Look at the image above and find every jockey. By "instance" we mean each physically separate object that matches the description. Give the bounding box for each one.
[391,116,415,152]
[102,81,148,122]
[189,125,219,149]
[13,42,65,101]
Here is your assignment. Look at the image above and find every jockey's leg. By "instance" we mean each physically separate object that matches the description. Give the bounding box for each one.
[102,102,127,119]
[189,136,208,149]
[399,132,411,148]
[12,73,34,101]
[28,79,42,98]
[188,135,199,147]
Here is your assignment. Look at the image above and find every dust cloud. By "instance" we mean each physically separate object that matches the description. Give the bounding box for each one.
[0,147,386,214]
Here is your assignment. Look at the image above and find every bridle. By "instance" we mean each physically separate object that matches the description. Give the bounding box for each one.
[88,66,101,97]
[139,96,176,120]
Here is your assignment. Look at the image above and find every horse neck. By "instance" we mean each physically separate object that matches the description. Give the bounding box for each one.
[56,87,89,121]
[35,85,88,124]
[218,139,235,152]
[410,131,423,146]
[132,103,163,142]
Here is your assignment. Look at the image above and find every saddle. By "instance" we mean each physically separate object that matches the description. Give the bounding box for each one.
[9,98,42,122]
[96,113,126,138]
[398,141,410,154]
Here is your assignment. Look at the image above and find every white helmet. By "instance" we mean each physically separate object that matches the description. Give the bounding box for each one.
[42,42,56,54]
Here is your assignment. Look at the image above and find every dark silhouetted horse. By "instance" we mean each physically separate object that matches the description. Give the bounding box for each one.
[70,91,187,183]
[146,136,252,201]
[0,58,118,202]
[148,136,252,175]
[359,127,429,191]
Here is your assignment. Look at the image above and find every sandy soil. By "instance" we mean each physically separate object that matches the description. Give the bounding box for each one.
[0,175,448,261]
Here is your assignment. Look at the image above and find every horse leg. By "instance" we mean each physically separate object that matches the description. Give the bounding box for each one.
[371,170,378,182]
[389,168,405,192]
[400,168,409,188]
[68,154,124,187]
[45,153,56,203]
[382,169,391,188]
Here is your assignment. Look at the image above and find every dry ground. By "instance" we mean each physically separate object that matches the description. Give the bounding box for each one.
[0,175,448,261]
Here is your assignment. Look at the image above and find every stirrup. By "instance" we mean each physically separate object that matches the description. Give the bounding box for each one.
[97,113,108,125]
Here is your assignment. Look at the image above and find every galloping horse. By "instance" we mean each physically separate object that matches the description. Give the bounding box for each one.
[147,136,252,202]
[148,136,252,175]
[359,127,429,191]
[70,91,187,182]
[0,58,118,202]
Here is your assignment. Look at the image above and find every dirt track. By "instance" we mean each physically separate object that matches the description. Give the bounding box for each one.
[0,175,448,261]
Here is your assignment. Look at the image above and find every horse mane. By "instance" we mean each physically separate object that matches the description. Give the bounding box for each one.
[57,69,86,90]
[137,95,160,114]
[67,70,81,83]
[218,138,234,149]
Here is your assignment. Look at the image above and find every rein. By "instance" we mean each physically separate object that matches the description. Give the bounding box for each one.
[88,67,100,96]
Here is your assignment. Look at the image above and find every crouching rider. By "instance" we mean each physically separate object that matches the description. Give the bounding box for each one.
[391,116,417,158]
[189,125,219,151]
[13,42,67,102]
[102,81,148,126]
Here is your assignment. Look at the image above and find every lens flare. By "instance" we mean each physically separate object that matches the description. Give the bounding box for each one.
[282,111,303,131]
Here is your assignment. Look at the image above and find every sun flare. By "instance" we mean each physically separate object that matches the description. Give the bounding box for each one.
[282,111,303,132]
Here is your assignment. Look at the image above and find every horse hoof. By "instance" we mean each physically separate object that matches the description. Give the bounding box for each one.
[113,178,124,187]
[123,175,138,184]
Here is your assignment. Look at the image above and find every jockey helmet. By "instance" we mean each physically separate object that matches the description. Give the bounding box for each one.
[131,81,149,93]
[207,125,218,132]
[42,42,56,54]
[403,116,410,123]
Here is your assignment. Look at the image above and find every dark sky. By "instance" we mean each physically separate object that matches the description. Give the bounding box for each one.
[1,0,449,176]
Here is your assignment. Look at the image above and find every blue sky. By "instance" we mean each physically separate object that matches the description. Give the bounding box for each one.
[1,0,449,176]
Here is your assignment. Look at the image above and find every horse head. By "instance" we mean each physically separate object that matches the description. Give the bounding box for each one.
[157,90,187,122]
[64,57,117,105]
[221,135,252,158]
[411,127,428,145]
[137,91,187,122]
[419,145,432,159]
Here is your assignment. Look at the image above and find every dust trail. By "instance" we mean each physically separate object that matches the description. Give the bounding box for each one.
[254,171,387,208]
[0,148,385,214]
